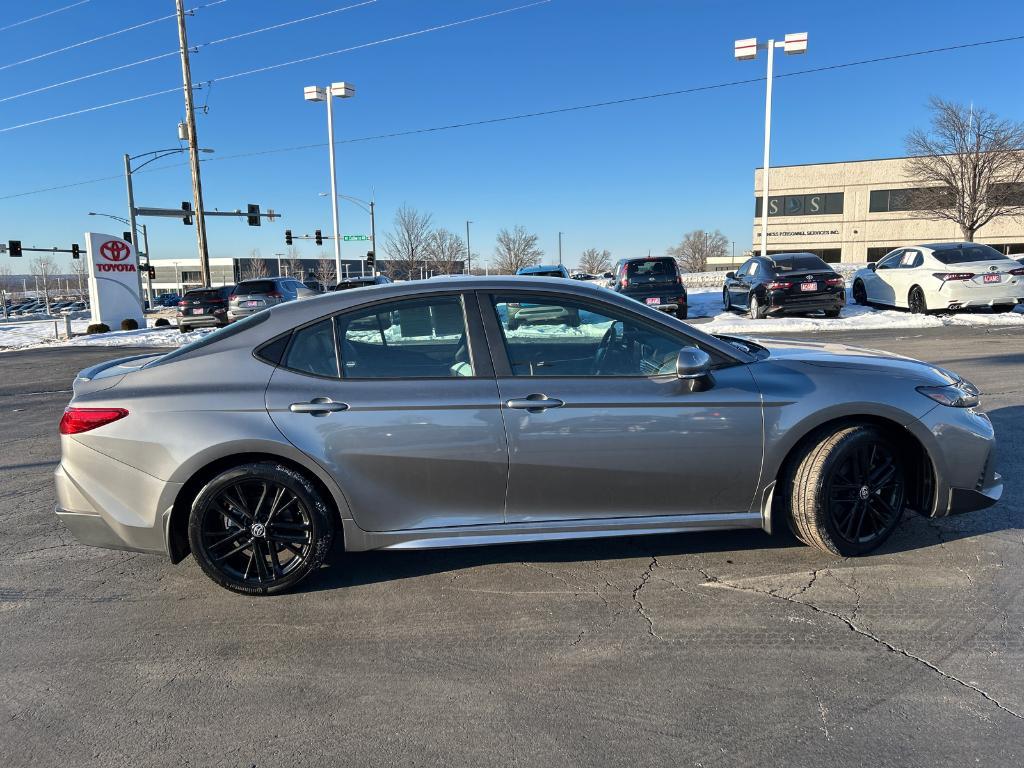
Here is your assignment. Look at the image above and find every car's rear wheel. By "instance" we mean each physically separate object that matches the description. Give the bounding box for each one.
[909,286,928,314]
[852,279,868,305]
[749,294,766,320]
[188,462,335,595]
[179,324,190,333]
[676,305,688,320]
[824,308,841,318]
[788,426,906,556]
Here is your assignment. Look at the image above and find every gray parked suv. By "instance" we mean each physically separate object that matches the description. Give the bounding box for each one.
[228,277,314,322]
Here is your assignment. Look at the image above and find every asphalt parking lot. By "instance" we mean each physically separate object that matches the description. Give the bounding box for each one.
[2,326,1023,767]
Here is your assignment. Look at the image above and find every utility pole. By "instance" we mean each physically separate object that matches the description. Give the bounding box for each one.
[176,0,211,286]
[369,199,376,274]
[465,220,472,274]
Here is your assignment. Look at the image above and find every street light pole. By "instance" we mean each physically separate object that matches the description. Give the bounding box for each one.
[558,232,563,266]
[734,33,807,258]
[305,82,356,285]
[465,221,472,274]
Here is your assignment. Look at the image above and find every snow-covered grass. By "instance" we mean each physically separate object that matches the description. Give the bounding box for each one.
[0,317,211,352]
[686,286,1024,334]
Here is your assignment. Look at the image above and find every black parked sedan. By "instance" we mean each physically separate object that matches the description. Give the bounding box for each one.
[723,253,845,319]
[177,285,235,333]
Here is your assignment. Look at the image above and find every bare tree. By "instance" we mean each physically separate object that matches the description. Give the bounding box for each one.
[904,97,1024,241]
[69,259,88,298]
[578,248,612,275]
[0,265,11,319]
[286,246,304,279]
[383,204,433,279]
[492,226,543,274]
[424,228,466,275]
[30,255,57,313]
[666,229,729,273]
[314,258,336,289]
[243,249,270,280]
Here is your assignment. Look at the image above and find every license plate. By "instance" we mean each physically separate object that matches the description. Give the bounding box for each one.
[800,282,818,292]
[193,307,204,314]
[245,300,261,307]
[645,297,660,305]
[984,274,1001,284]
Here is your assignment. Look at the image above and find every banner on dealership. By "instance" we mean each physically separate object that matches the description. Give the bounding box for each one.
[85,232,145,328]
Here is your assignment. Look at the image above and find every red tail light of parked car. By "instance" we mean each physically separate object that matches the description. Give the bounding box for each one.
[59,407,128,435]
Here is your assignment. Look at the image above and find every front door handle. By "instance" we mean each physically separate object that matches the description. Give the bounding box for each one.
[289,398,349,416]
[505,393,564,413]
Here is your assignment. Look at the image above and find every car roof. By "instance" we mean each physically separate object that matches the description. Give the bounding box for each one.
[921,241,997,251]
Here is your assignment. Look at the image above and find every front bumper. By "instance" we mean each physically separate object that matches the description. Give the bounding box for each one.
[908,404,1000,517]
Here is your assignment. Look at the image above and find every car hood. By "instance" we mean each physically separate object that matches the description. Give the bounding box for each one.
[753,337,959,385]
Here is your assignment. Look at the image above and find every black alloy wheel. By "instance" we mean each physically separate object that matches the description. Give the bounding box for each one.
[909,286,928,314]
[852,279,868,306]
[825,440,905,549]
[188,463,334,594]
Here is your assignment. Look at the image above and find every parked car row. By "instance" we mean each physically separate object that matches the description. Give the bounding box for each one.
[4,298,89,317]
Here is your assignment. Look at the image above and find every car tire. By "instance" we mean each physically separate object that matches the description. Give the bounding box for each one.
[749,294,766,320]
[507,317,519,331]
[787,426,906,556]
[824,308,841,318]
[676,305,688,320]
[723,289,731,311]
[852,279,868,306]
[908,286,929,314]
[179,324,190,333]
[188,462,336,595]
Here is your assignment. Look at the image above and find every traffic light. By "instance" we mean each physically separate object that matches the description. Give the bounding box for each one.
[147,265,156,279]
[123,231,132,244]
[314,229,323,246]
[285,229,293,246]
[8,240,21,257]
[181,202,193,226]
[247,203,261,227]
[366,250,375,269]
[71,243,80,259]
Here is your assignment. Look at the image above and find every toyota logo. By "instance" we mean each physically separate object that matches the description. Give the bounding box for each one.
[99,240,131,262]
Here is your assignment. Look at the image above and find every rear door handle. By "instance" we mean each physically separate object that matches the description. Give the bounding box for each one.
[289,398,349,416]
[505,393,564,413]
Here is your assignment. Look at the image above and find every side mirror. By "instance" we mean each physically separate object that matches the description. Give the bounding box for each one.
[725,271,736,279]
[676,346,712,380]
[867,262,877,271]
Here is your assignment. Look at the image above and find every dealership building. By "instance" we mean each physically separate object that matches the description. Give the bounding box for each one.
[709,156,1024,269]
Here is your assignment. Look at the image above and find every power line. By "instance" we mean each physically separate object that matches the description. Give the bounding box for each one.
[0,0,377,104]
[0,0,552,132]
[0,0,229,73]
[0,0,91,33]
[3,30,1023,199]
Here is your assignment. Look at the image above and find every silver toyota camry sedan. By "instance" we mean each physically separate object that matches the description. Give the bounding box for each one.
[55,277,1001,594]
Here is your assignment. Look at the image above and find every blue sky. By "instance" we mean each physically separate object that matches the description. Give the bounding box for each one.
[2,0,1024,271]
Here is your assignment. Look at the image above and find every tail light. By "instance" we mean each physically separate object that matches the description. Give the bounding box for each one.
[59,407,128,435]
[1009,268,1024,276]
[825,277,845,286]
[933,272,975,281]
[177,300,188,307]
[766,281,792,290]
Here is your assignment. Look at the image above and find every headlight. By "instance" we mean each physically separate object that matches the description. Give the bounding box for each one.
[916,379,980,408]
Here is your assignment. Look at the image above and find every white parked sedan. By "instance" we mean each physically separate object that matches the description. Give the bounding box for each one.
[852,242,1024,313]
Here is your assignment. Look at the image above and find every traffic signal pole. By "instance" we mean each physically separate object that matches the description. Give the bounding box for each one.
[123,153,146,302]
[176,0,211,287]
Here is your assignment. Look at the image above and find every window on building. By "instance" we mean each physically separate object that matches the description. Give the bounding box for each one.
[180,270,202,283]
[755,192,843,217]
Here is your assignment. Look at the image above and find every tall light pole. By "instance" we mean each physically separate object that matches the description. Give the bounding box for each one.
[465,221,473,274]
[558,231,564,266]
[735,33,807,258]
[305,82,356,282]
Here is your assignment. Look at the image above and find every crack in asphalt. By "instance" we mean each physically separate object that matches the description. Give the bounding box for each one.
[698,569,1024,722]
[631,556,661,640]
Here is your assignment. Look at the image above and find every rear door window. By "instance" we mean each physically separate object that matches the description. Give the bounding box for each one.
[283,319,340,378]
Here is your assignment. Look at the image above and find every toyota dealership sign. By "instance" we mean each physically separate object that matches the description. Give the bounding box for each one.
[85,232,145,327]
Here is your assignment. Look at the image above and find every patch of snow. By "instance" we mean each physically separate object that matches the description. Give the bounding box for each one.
[0,317,211,352]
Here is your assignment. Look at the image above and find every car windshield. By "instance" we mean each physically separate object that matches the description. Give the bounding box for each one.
[234,280,275,294]
[186,289,222,300]
[932,244,1005,264]
[334,280,372,290]
[626,259,677,277]
[771,255,830,271]
[150,311,270,367]
[523,269,564,277]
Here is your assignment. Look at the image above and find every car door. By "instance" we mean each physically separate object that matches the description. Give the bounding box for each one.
[863,250,902,305]
[265,292,509,532]
[480,291,764,522]
[890,249,924,307]
[729,260,752,306]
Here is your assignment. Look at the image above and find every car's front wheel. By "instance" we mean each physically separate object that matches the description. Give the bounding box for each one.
[852,279,868,305]
[787,426,906,556]
[188,462,336,595]
[723,289,731,311]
